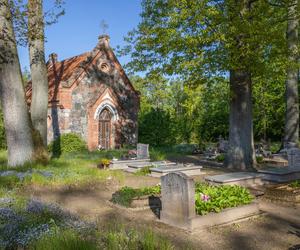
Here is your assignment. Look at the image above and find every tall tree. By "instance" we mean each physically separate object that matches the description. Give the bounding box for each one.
[284,0,299,148]
[28,0,48,146]
[224,0,256,169]
[0,0,34,166]
[120,0,279,169]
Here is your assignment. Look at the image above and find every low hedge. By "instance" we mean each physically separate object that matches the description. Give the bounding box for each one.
[48,133,87,156]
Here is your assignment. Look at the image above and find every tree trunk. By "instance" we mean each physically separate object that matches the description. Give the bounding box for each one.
[28,0,49,146]
[225,70,256,170]
[284,0,299,148]
[0,0,34,166]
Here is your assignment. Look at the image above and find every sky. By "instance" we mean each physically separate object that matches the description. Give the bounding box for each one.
[18,0,142,70]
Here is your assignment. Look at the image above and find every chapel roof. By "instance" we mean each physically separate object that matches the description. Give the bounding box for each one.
[25,35,137,104]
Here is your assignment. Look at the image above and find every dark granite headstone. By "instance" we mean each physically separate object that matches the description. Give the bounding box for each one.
[287,148,300,169]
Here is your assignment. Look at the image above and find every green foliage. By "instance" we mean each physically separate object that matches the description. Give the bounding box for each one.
[0,175,20,189]
[256,156,264,164]
[289,180,300,188]
[215,154,225,162]
[121,0,289,145]
[48,133,87,156]
[100,158,111,165]
[111,185,161,207]
[134,166,151,176]
[194,183,253,215]
[149,146,193,161]
[139,108,175,146]
[100,224,174,250]
[30,230,97,250]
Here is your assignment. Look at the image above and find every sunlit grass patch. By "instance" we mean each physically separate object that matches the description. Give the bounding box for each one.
[30,229,98,250]
[98,221,174,250]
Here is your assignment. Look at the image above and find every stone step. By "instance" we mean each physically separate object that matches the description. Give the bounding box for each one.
[128,161,176,169]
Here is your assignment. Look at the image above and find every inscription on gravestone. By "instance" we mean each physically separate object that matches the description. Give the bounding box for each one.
[287,148,300,169]
[136,143,149,159]
[161,172,195,228]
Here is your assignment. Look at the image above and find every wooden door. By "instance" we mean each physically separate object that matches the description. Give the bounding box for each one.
[98,109,111,149]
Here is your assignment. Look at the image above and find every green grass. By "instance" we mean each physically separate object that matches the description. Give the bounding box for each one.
[98,222,174,250]
[0,150,125,192]
[134,166,152,176]
[289,180,300,188]
[30,230,98,250]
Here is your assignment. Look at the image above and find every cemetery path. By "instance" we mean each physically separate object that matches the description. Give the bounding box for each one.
[29,173,300,250]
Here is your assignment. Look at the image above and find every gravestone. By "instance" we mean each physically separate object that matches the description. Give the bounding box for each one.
[287,148,300,169]
[160,172,195,228]
[136,143,149,159]
[218,136,228,153]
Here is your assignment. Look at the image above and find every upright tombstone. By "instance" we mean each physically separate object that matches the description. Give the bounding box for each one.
[160,172,195,229]
[218,136,228,153]
[136,143,149,159]
[287,148,300,170]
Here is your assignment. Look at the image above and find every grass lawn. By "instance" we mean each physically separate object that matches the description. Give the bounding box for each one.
[0,149,178,249]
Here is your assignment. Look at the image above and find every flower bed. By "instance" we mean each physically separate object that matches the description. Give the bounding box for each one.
[111,185,161,207]
[194,183,253,215]
[111,183,254,214]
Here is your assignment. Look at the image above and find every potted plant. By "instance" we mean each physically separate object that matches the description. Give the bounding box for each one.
[98,158,111,169]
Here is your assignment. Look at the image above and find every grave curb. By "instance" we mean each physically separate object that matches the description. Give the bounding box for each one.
[105,200,160,212]
[161,202,260,231]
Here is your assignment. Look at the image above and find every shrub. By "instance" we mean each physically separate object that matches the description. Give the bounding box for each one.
[49,133,87,156]
[111,185,161,207]
[216,154,225,162]
[256,156,264,164]
[172,144,198,154]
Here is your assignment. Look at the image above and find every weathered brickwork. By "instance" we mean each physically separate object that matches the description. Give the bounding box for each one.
[27,35,139,150]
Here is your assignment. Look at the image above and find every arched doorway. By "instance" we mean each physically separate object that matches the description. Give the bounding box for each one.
[98,108,112,149]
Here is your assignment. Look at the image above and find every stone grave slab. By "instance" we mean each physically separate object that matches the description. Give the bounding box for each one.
[128,161,176,169]
[124,161,176,173]
[150,164,202,177]
[258,148,300,183]
[109,158,150,170]
[258,167,300,183]
[205,172,263,187]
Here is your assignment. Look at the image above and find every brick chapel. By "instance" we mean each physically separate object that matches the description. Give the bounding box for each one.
[26,35,140,150]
